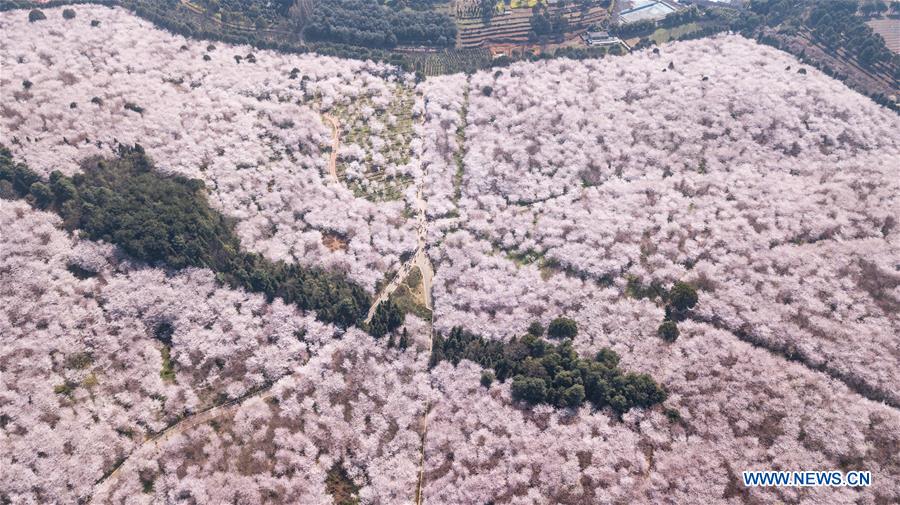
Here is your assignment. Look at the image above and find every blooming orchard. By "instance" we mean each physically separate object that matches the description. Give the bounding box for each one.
[0,200,332,502]
[438,35,900,404]
[411,74,468,218]
[2,5,899,505]
[0,5,417,292]
[93,332,432,505]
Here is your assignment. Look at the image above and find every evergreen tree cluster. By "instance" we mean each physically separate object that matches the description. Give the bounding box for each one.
[746,0,899,72]
[368,299,405,338]
[0,144,387,330]
[529,3,568,42]
[807,1,894,68]
[656,281,699,343]
[430,325,667,414]
[305,0,457,49]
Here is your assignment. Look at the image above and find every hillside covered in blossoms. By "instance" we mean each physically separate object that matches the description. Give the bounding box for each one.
[1,5,898,505]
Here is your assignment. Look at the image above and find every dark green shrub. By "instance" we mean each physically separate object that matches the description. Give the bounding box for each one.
[480,370,495,388]
[527,321,545,337]
[153,322,175,346]
[398,328,410,349]
[368,299,404,338]
[657,321,679,342]
[547,317,577,340]
[561,384,586,407]
[511,376,547,403]
[124,102,145,114]
[664,407,682,423]
[668,282,698,312]
[28,9,46,23]
[27,182,53,208]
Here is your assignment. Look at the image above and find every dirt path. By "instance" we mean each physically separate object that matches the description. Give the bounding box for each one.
[407,105,437,505]
[89,378,285,503]
[414,401,432,505]
[323,113,341,184]
[345,105,437,499]
[415,311,436,505]
[361,175,435,505]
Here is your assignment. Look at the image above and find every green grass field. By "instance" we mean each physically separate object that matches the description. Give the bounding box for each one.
[389,266,432,320]
[498,0,541,10]
[649,22,702,44]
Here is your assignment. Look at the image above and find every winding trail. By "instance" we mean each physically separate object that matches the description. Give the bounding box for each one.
[323,113,340,184]
[324,104,435,322]
[89,377,288,503]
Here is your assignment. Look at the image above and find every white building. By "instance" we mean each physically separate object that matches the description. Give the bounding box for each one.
[618,0,678,24]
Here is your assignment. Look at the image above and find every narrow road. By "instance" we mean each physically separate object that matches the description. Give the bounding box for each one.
[365,184,433,322]
[323,113,340,184]
[408,91,446,504]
